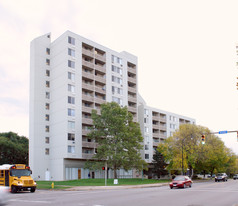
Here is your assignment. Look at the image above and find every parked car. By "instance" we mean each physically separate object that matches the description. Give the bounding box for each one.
[233,174,238,180]
[0,186,9,206]
[169,176,193,189]
[215,173,228,182]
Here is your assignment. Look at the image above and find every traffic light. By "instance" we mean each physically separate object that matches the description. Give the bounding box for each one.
[201,135,205,144]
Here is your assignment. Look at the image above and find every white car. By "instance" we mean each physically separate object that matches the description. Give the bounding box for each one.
[0,186,9,205]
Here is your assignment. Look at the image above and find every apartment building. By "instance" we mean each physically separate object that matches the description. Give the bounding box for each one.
[30,31,195,181]
[30,31,137,180]
[138,95,196,165]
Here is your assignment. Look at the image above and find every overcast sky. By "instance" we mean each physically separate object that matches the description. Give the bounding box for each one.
[0,0,238,154]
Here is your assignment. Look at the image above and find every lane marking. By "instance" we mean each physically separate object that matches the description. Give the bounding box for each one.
[9,199,51,204]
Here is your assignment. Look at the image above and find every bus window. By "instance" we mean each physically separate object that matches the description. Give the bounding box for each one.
[10,169,31,177]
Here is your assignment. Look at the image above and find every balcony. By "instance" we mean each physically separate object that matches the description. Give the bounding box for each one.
[82,153,94,159]
[153,133,160,138]
[128,86,136,94]
[128,96,137,104]
[159,125,167,131]
[82,118,93,125]
[128,66,136,75]
[95,76,106,84]
[95,86,106,95]
[128,106,137,114]
[95,64,106,73]
[82,83,94,91]
[82,71,94,80]
[152,124,159,130]
[82,141,97,148]
[95,54,106,62]
[82,129,90,136]
[153,142,159,147]
[82,60,94,69]
[127,76,137,84]
[152,116,159,121]
[82,48,94,58]
[82,94,94,102]
[82,106,94,114]
[94,97,106,105]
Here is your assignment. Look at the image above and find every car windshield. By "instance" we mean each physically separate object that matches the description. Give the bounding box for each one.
[174,176,185,181]
[217,173,223,176]
[10,169,31,177]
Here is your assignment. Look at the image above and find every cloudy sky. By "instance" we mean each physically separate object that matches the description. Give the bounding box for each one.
[0,0,238,154]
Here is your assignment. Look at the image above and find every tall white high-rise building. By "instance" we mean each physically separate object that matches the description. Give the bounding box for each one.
[30,31,195,180]
[30,31,138,180]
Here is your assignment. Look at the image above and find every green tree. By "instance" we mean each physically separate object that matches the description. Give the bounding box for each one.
[152,150,168,178]
[158,124,208,176]
[87,102,147,178]
[0,132,28,165]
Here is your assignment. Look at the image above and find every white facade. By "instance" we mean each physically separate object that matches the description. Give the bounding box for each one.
[30,31,138,180]
[138,95,196,164]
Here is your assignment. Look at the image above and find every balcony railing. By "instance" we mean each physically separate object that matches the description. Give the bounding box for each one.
[82,60,94,69]
[82,94,94,102]
[82,71,94,80]
[82,48,94,58]
[82,83,94,91]
[82,118,93,125]
[127,76,137,84]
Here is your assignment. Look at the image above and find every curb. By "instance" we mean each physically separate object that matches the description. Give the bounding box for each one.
[64,183,169,191]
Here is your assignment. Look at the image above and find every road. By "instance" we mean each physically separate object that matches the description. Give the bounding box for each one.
[6,180,238,206]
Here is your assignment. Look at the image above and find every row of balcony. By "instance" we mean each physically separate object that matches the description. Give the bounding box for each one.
[82,60,106,72]
[152,116,167,123]
[82,48,106,62]
[152,125,167,131]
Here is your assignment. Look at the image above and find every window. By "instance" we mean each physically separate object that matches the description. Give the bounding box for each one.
[111,55,122,65]
[68,121,75,129]
[145,154,149,159]
[46,92,50,99]
[68,84,75,93]
[145,145,149,150]
[45,148,49,155]
[144,118,148,124]
[68,36,75,45]
[111,65,122,74]
[68,108,75,117]
[144,109,149,115]
[112,86,123,95]
[112,96,122,105]
[45,103,50,110]
[144,127,149,133]
[46,70,50,77]
[68,146,75,153]
[68,72,75,82]
[46,81,50,88]
[0,170,3,178]
[112,76,122,84]
[46,59,50,65]
[68,133,75,141]
[68,48,75,57]
[68,60,75,68]
[45,114,49,121]
[45,137,50,144]
[45,126,49,132]
[68,96,75,104]
[46,48,50,55]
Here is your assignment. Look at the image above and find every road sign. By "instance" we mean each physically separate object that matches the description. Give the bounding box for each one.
[219,130,228,134]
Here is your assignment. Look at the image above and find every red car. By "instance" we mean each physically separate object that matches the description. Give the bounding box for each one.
[169,176,193,189]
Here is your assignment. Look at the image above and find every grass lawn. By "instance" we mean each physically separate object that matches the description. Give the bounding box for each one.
[36,178,170,190]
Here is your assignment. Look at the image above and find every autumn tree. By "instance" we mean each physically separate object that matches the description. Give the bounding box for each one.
[152,150,168,178]
[87,102,147,178]
[157,124,236,177]
[0,132,28,165]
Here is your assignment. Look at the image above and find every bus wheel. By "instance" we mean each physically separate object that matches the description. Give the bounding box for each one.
[30,188,35,193]
[11,186,17,193]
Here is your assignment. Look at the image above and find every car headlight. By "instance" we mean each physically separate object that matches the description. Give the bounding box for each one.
[17,182,23,186]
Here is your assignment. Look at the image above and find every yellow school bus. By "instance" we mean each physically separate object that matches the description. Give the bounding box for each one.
[0,164,36,193]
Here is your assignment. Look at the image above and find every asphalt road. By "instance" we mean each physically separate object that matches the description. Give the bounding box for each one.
[6,180,238,206]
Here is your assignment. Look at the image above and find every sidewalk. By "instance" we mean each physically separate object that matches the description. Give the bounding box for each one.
[64,183,169,191]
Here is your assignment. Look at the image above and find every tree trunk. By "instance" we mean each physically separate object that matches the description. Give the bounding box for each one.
[114,165,117,179]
